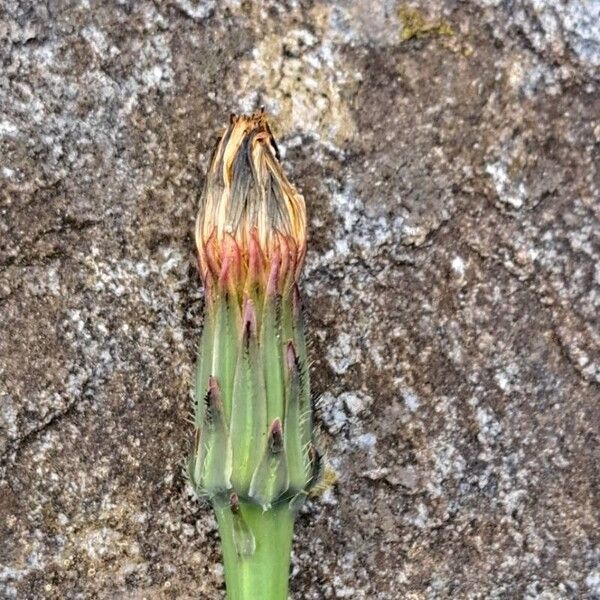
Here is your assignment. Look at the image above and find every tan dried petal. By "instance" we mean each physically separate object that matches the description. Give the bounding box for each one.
[196,111,306,289]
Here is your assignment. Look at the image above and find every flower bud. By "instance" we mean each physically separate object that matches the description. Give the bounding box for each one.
[188,112,321,600]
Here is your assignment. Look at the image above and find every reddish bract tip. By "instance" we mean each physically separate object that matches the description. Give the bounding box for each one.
[247,227,266,286]
[286,341,298,373]
[204,229,221,279]
[229,492,240,513]
[269,418,284,453]
[242,297,257,338]
[266,245,282,297]
[222,232,242,284]
[208,376,220,398]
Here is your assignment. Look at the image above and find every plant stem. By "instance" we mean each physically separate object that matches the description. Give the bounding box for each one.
[215,502,295,600]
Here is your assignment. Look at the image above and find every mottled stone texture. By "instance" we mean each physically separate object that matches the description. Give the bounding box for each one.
[1,1,599,598]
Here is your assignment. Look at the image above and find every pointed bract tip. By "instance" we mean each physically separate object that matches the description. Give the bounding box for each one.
[203,377,223,424]
[266,245,282,296]
[229,492,240,513]
[247,227,265,281]
[269,418,284,453]
[208,376,219,394]
[286,341,298,373]
[207,377,221,408]
[242,297,257,339]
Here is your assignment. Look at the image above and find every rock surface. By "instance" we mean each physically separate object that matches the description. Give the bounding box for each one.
[1,1,599,598]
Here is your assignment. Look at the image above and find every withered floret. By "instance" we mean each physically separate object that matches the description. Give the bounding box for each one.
[196,111,306,295]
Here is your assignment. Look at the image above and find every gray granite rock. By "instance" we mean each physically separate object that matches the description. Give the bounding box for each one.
[1,1,598,598]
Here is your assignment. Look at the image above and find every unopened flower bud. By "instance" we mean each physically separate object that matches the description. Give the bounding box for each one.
[188,111,321,600]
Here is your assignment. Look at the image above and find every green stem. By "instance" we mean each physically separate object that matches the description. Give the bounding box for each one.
[215,502,295,600]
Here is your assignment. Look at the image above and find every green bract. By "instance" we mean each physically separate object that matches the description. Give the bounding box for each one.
[188,288,320,509]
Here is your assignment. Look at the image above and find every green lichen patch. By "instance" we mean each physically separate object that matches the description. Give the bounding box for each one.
[399,7,454,42]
